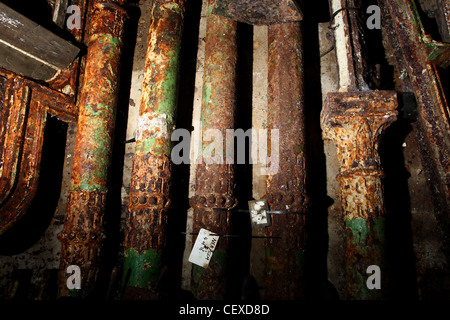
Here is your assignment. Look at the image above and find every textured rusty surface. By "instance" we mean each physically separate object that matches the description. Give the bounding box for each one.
[0,68,76,234]
[436,0,450,43]
[0,96,46,234]
[213,0,302,25]
[263,21,308,300]
[331,0,377,91]
[321,91,398,299]
[58,2,127,298]
[122,0,186,298]
[188,0,238,300]
[0,78,30,207]
[379,0,450,217]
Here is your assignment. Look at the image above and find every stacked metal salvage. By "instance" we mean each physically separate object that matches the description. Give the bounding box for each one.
[0,0,449,301]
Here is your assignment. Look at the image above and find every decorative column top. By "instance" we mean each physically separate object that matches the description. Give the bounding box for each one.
[321,91,398,176]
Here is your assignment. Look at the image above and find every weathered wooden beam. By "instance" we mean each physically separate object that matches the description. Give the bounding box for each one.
[0,2,80,81]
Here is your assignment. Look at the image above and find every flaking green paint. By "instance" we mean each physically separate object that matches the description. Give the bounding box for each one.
[99,34,122,59]
[71,102,115,192]
[345,217,385,250]
[206,4,215,17]
[191,249,227,299]
[122,248,163,289]
[345,217,385,299]
[138,14,183,156]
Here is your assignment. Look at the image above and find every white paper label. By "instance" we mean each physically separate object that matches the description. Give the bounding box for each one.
[188,228,220,268]
[249,200,270,226]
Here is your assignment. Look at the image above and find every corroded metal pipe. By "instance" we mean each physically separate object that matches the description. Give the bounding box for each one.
[321,91,397,299]
[122,0,186,299]
[57,1,128,298]
[188,0,238,300]
[264,21,308,300]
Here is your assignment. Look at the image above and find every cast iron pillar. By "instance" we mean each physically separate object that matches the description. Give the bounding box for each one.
[122,0,186,299]
[321,0,399,299]
[264,21,309,300]
[321,91,398,299]
[188,0,238,300]
[58,1,128,298]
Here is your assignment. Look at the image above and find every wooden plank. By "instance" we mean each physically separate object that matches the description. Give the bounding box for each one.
[0,2,79,81]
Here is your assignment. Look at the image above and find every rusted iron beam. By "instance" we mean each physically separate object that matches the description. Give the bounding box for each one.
[57,1,128,298]
[378,0,450,220]
[0,88,46,234]
[188,0,238,300]
[0,78,30,207]
[263,21,308,300]
[321,91,398,300]
[213,0,302,25]
[122,0,186,299]
[0,71,76,234]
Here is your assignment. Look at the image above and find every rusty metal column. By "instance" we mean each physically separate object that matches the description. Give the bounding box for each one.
[321,0,398,299]
[263,21,308,300]
[321,92,397,299]
[188,0,238,300]
[122,0,186,298]
[57,1,128,298]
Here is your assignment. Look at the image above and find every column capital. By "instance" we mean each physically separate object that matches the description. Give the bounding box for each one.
[321,91,398,175]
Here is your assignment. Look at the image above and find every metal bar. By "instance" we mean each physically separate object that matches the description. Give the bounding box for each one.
[188,0,238,300]
[321,91,398,299]
[0,78,30,206]
[122,0,186,299]
[378,0,450,298]
[57,1,128,298]
[0,68,76,234]
[378,0,450,215]
[263,21,308,300]
[0,92,47,234]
